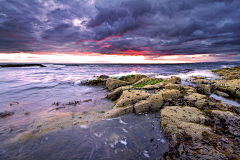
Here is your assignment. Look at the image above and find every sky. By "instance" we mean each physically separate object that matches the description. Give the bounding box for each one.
[0,0,240,63]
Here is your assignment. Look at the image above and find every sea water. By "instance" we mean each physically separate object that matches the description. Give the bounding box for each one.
[0,62,239,159]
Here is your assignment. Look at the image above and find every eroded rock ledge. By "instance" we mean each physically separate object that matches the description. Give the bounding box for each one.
[83,67,240,159]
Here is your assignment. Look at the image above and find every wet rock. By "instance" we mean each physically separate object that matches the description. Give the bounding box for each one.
[160,106,238,159]
[161,106,212,140]
[196,84,211,95]
[98,75,109,79]
[82,99,92,103]
[165,83,180,90]
[83,79,106,86]
[0,64,46,67]
[236,89,240,98]
[226,72,240,80]
[133,77,150,85]
[193,79,211,84]
[106,78,130,90]
[142,82,167,90]
[215,91,229,97]
[165,76,181,84]
[119,74,147,84]
[24,111,30,115]
[184,86,197,94]
[114,90,150,108]
[9,102,19,106]
[104,105,133,118]
[211,110,240,137]
[157,89,181,99]
[0,111,14,118]
[134,93,163,114]
[105,86,132,101]
[184,93,207,101]
[216,86,236,97]
[194,99,209,109]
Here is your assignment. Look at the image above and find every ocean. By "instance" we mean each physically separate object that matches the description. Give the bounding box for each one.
[0,62,239,159]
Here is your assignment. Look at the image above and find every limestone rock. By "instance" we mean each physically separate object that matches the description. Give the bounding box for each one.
[185,88,197,94]
[105,86,132,100]
[196,84,211,95]
[193,79,211,84]
[211,110,240,137]
[104,106,133,118]
[165,83,180,90]
[159,106,237,159]
[216,86,236,97]
[114,90,151,108]
[165,76,181,84]
[106,78,130,90]
[236,89,240,98]
[119,74,147,84]
[142,82,167,90]
[157,89,181,99]
[161,106,211,140]
[132,77,150,85]
[226,72,239,80]
[134,93,163,114]
[0,111,14,118]
[184,93,207,101]
[215,91,229,97]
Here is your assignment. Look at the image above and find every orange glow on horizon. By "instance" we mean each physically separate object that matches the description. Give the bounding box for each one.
[1,52,233,64]
[0,52,196,64]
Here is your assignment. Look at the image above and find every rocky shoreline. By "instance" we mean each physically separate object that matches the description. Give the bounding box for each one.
[1,65,239,159]
[83,66,240,159]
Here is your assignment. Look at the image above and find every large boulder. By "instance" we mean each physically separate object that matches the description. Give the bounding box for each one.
[226,72,240,80]
[215,91,229,97]
[161,106,212,140]
[196,84,211,95]
[119,74,147,84]
[106,78,130,90]
[184,86,197,94]
[157,89,181,99]
[165,76,181,84]
[216,86,236,97]
[211,110,240,137]
[104,106,133,118]
[114,90,151,108]
[142,82,167,90]
[193,79,211,84]
[160,106,237,159]
[134,93,163,114]
[105,86,132,100]
[184,93,207,101]
[133,77,150,85]
[235,89,240,98]
[165,83,180,90]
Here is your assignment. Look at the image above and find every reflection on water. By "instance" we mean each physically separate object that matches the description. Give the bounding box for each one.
[0,113,168,160]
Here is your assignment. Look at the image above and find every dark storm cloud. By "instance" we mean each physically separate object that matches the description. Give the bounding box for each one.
[0,0,240,60]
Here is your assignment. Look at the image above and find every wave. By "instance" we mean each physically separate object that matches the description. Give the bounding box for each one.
[220,65,235,68]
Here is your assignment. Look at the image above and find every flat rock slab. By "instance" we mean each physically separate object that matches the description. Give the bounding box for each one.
[157,89,181,99]
[184,93,207,101]
[114,90,151,108]
[160,106,212,140]
[106,78,130,90]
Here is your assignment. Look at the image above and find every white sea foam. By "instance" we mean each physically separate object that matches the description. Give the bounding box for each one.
[120,139,127,147]
[109,71,137,79]
[94,132,103,138]
[119,118,128,124]
[157,69,219,80]
[143,150,150,159]
[220,65,235,68]
[80,125,88,129]
[122,128,128,133]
